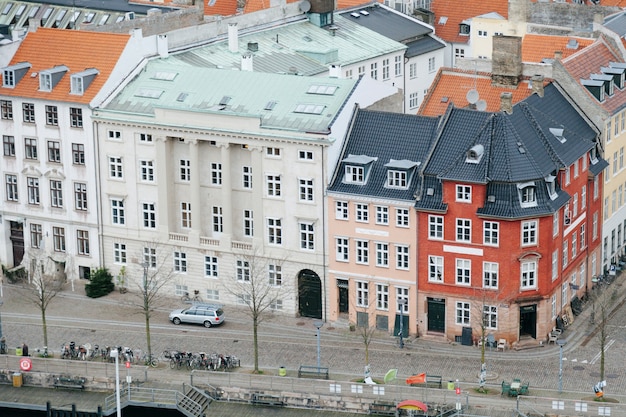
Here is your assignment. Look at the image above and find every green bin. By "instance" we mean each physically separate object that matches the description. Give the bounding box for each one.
[447,381,455,390]
[15,347,22,356]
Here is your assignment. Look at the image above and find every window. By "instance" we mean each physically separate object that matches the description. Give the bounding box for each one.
[370,62,378,80]
[572,232,577,258]
[521,220,538,246]
[24,138,37,160]
[299,222,314,250]
[336,201,348,220]
[396,244,409,270]
[109,156,123,178]
[1,100,12,119]
[478,29,488,37]
[69,107,83,127]
[236,259,250,281]
[336,237,349,261]
[376,242,389,267]
[107,130,121,140]
[50,180,63,208]
[396,208,409,227]
[376,206,389,225]
[455,48,465,58]
[299,178,314,202]
[45,105,58,125]
[27,177,39,204]
[53,226,65,252]
[204,256,218,277]
[267,217,282,244]
[429,215,443,239]
[173,251,187,273]
[484,221,499,245]
[139,133,152,142]
[211,163,222,185]
[237,293,251,305]
[396,287,409,314]
[30,224,42,248]
[356,281,369,307]
[387,170,408,189]
[382,58,389,80]
[429,255,443,282]
[356,240,369,264]
[376,284,389,310]
[520,185,536,206]
[266,147,281,157]
[140,160,154,182]
[562,240,568,267]
[65,142,82,165]
[456,218,471,242]
[5,174,17,201]
[22,103,35,123]
[114,242,126,263]
[483,305,497,329]
[456,301,470,325]
[593,212,598,240]
[47,141,61,162]
[409,63,417,79]
[179,159,190,181]
[77,230,89,255]
[269,264,282,286]
[143,247,157,268]
[521,261,537,289]
[111,199,125,225]
[142,202,156,228]
[212,206,223,232]
[552,251,558,280]
[299,150,314,160]
[428,57,436,72]
[356,203,369,222]
[344,165,365,184]
[242,166,252,189]
[181,202,191,228]
[456,185,471,202]
[483,262,498,288]
[394,55,402,76]
[3,135,14,156]
[581,224,586,249]
[243,209,253,237]
[456,258,471,285]
[266,175,281,197]
[581,185,587,210]
[409,92,419,109]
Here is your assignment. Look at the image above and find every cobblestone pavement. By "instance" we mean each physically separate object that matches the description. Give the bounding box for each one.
[1,277,625,400]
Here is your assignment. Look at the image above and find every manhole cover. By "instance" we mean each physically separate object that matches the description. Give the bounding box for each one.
[607,374,619,379]
[573,366,585,371]
[296,322,305,326]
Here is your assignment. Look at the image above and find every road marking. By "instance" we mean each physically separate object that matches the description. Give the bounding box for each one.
[590,339,615,364]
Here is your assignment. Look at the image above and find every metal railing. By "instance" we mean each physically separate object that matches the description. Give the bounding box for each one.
[104,385,202,417]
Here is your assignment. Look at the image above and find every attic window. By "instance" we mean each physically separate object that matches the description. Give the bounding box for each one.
[590,73,614,96]
[466,144,484,164]
[601,66,625,89]
[438,16,447,25]
[264,101,277,111]
[342,154,377,185]
[307,84,337,95]
[517,182,538,208]
[459,23,470,35]
[83,12,95,23]
[549,127,566,143]
[176,92,189,102]
[2,3,12,15]
[350,12,360,18]
[39,65,68,92]
[219,96,231,106]
[152,71,178,81]
[545,175,558,200]
[2,62,31,88]
[360,10,369,15]
[71,68,99,95]
[581,79,606,102]
[294,104,325,114]
[387,170,408,189]
[135,88,163,99]
[98,14,109,25]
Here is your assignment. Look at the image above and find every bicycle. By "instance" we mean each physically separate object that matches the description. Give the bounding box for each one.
[141,352,159,368]
[181,290,203,303]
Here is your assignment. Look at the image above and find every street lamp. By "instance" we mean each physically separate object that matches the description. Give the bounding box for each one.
[398,298,408,349]
[557,339,567,393]
[110,348,121,417]
[314,321,324,372]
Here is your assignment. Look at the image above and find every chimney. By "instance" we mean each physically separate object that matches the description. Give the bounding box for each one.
[531,74,544,97]
[491,36,522,87]
[28,19,39,32]
[241,52,253,72]
[157,34,168,58]
[500,92,513,114]
[228,23,238,53]
[329,64,341,78]
[554,50,563,60]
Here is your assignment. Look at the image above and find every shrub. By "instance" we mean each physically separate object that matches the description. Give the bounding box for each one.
[85,268,115,298]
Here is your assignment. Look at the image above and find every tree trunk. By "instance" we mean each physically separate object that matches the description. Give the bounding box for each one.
[145,315,152,361]
[253,315,259,372]
[41,308,48,348]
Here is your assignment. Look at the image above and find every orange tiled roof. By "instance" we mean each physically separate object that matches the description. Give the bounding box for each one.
[1,28,130,104]
[205,0,239,16]
[522,34,595,63]
[596,0,626,6]
[336,0,383,10]
[243,0,299,13]
[561,36,626,114]
[418,68,542,117]
[431,0,508,44]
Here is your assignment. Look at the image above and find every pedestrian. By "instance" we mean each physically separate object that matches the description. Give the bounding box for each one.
[21,342,28,357]
[0,337,6,354]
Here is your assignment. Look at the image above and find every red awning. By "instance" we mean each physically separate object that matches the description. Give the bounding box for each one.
[397,399,428,411]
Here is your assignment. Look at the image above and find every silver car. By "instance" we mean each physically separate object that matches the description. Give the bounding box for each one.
[168,304,225,328]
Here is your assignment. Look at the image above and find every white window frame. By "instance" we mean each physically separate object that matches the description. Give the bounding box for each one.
[483,262,498,289]
[456,258,471,285]
[429,255,443,282]
[429,215,443,239]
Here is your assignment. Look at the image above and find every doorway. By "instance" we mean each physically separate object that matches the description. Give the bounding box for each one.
[298,269,322,319]
[519,304,537,339]
[337,279,348,314]
[9,221,24,267]
[427,297,445,333]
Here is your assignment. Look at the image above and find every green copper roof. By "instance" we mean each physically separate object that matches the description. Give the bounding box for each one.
[99,61,359,134]
[167,15,406,75]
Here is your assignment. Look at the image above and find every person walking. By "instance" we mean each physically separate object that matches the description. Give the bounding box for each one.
[21,342,28,357]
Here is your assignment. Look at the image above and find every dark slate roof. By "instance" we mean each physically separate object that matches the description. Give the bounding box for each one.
[339,3,432,43]
[604,12,626,37]
[328,109,439,200]
[405,36,446,59]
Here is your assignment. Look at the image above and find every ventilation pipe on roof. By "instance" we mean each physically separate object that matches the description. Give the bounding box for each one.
[500,92,513,114]
[329,64,341,78]
[554,50,563,60]
[157,34,168,59]
[228,23,238,53]
[531,74,544,97]
[241,52,253,72]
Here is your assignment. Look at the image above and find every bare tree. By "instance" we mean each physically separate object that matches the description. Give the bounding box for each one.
[590,282,619,387]
[350,284,380,369]
[124,243,174,363]
[224,248,291,373]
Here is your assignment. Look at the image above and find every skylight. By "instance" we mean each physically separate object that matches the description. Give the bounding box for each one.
[219,96,231,106]
[264,101,277,111]
[153,71,178,81]
[2,4,12,15]
[176,92,189,102]
[135,88,163,99]
[307,84,337,95]
[294,104,325,114]
[549,127,566,143]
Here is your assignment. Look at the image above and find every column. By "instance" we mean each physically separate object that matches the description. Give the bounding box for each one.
[219,143,232,246]
[155,136,171,242]
[189,139,201,245]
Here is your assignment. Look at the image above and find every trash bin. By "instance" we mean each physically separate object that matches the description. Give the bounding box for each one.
[448,381,455,390]
[279,366,287,377]
[12,373,22,387]
[15,347,22,356]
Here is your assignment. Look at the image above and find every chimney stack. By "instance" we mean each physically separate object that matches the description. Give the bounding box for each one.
[531,74,544,97]
[157,34,168,58]
[500,92,513,114]
[554,50,563,60]
[329,64,341,78]
[241,52,253,72]
[228,23,238,53]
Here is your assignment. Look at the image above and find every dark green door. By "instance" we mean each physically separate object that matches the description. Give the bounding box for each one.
[427,298,445,333]
[337,279,349,313]
[298,270,322,319]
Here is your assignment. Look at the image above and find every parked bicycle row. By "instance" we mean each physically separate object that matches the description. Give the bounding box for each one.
[163,349,240,371]
[58,342,159,367]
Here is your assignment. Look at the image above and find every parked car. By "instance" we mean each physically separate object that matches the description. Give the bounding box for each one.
[168,304,225,327]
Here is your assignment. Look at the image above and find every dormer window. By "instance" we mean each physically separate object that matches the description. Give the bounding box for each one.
[384,159,418,190]
[581,79,606,102]
[341,154,377,185]
[517,182,537,208]
[545,174,557,200]
[345,165,365,184]
[459,23,470,35]
[2,62,31,88]
[70,68,99,95]
[39,65,68,92]
[387,170,407,189]
[590,146,599,165]
[549,127,566,143]
[591,73,614,96]
[466,144,484,164]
